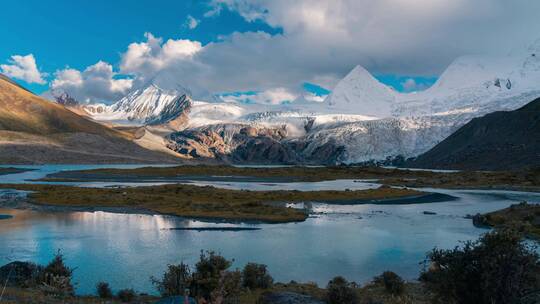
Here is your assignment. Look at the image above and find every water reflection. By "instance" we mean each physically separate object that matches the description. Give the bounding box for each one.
[0,189,539,295]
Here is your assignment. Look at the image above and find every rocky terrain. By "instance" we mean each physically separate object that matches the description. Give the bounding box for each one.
[166,123,345,164]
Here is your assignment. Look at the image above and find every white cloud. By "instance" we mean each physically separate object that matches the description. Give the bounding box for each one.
[206,0,540,78]
[51,61,132,103]
[49,0,540,103]
[1,54,47,84]
[401,78,432,92]
[401,78,417,92]
[185,15,200,29]
[302,92,327,103]
[206,0,267,21]
[219,87,296,105]
[119,32,202,81]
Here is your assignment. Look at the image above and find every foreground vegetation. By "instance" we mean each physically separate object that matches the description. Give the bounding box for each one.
[0,167,31,175]
[0,183,422,223]
[473,202,540,239]
[41,165,540,191]
[1,229,538,303]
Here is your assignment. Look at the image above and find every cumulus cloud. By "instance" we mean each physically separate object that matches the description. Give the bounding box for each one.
[206,0,540,77]
[400,78,431,92]
[1,54,47,84]
[205,0,267,21]
[49,0,540,103]
[302,93,327,103]
[119,32,202,82]
[185,15,200,29]
[219,87,296,104]
[51,61,132,103]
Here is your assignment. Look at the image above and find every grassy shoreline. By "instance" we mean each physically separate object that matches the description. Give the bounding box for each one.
[41,165,540,192]
[0,167,33,176]
[0,183,424,223]
[472,202,540,239]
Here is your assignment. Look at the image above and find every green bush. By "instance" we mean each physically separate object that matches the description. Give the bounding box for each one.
[242,263,273,289]
[215,269,243,303]
[151,262,192,297]
[326,276,358,304]
[420,229,540,304]
[40,251,75,296]
[192,251,232,299]
[42,251,73,279]
[374,271,405,295]
[96,281,113,299]
[117,288,136,303]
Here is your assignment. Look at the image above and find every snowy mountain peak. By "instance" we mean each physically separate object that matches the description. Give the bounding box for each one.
[324,65,396,117]
[430,55,515,93]
[84,82,192,126]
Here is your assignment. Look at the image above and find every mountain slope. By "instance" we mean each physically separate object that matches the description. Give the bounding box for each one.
[408,97,540,170]
[0,76,121,136]
[0,74,181,164]
[50,41,540,165]
[60,79,193,132]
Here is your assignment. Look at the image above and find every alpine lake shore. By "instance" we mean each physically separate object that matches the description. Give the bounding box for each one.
[1,165,540,304]
[2,165,539,223]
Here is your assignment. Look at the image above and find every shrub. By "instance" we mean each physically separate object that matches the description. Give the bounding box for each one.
[40,251,75,296]
[0,261,42,288]
[192,251,233,300]
[212,269,243,303]
[151,262,192,297]
[420,229,540,304]
[117,288,136,303]
[96,281,113,299]
[242,263,273,289]
[42,251,73,279]
[326,276,358,304]
[373,271,405,295]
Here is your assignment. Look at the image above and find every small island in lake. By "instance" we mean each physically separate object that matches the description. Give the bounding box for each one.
[0,183,429,223]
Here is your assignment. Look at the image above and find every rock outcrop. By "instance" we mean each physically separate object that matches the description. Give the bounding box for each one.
[166,123,345,164]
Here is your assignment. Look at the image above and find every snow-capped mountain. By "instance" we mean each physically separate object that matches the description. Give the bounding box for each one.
[70,40,540,164]
[81,82,192,126]
[324,65,396,118]
[303,44,540,163]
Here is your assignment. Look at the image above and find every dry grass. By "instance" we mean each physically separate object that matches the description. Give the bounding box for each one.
[0,282,435,304]
[229,281,433,304]
[0,183,421,223]
[0,167,32,175]
[0,77,130,139]
[478,202,540,239]
[43,165,540,191]
[0,287,157,304]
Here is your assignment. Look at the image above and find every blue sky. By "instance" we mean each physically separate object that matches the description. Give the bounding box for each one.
[0,0,278,94]
[2,0,537,103]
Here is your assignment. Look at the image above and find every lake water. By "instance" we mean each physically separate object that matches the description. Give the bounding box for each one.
[1,165,539,295]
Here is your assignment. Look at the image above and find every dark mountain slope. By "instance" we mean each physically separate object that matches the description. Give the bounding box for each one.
[408,97,540,171]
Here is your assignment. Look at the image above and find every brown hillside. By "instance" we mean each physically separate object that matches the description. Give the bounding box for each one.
[0,74,181,164]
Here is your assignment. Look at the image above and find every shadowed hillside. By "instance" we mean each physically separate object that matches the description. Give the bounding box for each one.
[408,97,540,171]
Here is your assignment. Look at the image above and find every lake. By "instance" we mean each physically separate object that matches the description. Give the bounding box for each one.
[1,165,539,295]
